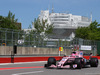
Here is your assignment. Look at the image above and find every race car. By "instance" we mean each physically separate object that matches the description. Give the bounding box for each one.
[44,51,99,69]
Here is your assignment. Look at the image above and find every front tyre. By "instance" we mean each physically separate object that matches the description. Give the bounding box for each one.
[75,58,82,69]
[47,57,56,66]
[44,64,48,68]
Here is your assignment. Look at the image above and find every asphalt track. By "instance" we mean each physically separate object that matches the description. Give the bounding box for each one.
[0,61,100,75]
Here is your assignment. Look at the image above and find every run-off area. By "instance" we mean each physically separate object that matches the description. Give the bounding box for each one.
[0,61,100,75]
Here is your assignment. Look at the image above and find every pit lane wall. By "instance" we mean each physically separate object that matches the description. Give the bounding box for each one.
[0,56,100,63]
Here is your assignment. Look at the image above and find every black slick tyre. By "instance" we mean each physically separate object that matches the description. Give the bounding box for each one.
[75,58,82,69]
[44,64,48,68]
[90,58,98,67]
[47,57,56,66]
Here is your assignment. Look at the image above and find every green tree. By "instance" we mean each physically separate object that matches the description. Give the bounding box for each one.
[33,18,54,35]
[6,11,18,23]
[75,27,89,39]
[0,17,17,29]
[0,11,20,45]
[33,18,54,46]
[75,20,100,40]
[88,21,100,40]
[24,18,54,46]
[0,11,18,30]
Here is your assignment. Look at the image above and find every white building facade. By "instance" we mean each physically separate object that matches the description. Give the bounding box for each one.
[35,10,92,41]
[39,10,92,29]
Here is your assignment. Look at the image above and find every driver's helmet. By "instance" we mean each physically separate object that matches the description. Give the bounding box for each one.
[63,55,66,57]
[71,52,76,56]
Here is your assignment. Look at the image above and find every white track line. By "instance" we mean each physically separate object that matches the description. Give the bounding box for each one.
[85,73,100,75]
[0,61,46,65]
[12,71,44,75]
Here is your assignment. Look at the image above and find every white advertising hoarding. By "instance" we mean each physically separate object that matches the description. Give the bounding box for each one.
[81,45,91,50]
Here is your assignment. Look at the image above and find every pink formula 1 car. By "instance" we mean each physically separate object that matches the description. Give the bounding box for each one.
[44,51,99,69]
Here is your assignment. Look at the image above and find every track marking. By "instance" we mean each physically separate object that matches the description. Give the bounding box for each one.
[12,71,44,75]
[0,61,46,65]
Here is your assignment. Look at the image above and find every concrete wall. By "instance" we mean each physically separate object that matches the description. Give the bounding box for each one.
[0,46,72,55]
[0,46,13,55]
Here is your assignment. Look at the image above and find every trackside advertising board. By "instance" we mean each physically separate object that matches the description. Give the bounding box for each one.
[81,45,91,50]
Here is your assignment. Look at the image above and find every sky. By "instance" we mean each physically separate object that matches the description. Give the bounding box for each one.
[0,0,100,29]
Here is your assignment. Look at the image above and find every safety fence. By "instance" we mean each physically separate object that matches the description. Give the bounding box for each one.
[0,28,97,47]
[0,28,99,55]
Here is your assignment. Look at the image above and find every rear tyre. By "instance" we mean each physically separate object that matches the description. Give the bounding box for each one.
[90,58,98,67]
[47,57,56,66]
[75,58,82,69]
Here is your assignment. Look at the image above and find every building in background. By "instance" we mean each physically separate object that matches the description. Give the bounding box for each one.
[38,10,92,41]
